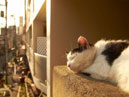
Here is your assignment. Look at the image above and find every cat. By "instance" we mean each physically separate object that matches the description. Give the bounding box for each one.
[66,36,129,93]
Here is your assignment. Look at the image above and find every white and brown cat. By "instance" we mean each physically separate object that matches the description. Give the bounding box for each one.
[67,36,129,93]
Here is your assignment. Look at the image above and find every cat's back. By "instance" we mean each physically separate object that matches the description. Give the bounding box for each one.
[95,39,129,66]
[94,39,129,48]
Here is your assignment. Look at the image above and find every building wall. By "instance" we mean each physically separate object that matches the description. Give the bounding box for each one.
[50,0,129,66]
[33,20,45,52]
[25,0,47,93]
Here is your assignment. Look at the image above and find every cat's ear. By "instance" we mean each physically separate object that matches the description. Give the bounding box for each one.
[77,36,90,49]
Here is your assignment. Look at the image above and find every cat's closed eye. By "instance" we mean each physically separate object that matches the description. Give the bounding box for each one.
[70,53,77,60]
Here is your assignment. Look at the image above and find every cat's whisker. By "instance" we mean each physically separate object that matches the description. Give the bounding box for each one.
[61,54,67,58]
[70,42,73,51]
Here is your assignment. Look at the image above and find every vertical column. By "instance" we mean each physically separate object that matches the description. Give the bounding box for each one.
[5,0,8,84]
[46,0,53,97]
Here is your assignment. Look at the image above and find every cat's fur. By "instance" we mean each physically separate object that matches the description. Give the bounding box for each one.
[67,36,129,93]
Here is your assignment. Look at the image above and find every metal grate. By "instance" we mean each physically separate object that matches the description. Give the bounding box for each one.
[37,37,47,55]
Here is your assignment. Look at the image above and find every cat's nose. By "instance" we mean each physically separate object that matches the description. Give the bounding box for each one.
[68,64,71,67]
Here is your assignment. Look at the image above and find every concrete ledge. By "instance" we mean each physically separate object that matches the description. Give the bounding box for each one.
[53,66,129,97]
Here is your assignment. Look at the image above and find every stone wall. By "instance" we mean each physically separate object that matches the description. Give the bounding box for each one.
[53,66,129,97]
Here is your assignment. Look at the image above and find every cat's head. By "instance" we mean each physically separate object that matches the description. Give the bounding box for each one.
[66,36,96,72]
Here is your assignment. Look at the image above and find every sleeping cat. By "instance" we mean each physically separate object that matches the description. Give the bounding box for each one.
[66,36,129,93]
